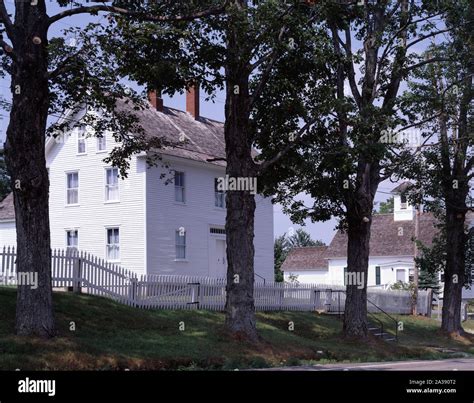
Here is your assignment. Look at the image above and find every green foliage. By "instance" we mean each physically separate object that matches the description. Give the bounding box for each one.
[1,1,230,178]
[415,226,473,291]
[274,234,287,282]
[287,228,324,249]
[255,1,443,229]
[274,229,324,282]
[375,197,394,214]
[0,149,10,201]
[418,267,441,294]
[390,281,414,292]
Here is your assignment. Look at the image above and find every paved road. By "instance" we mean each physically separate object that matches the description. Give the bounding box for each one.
[268,358,474,371]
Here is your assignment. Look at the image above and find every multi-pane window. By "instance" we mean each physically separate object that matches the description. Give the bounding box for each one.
[106,228,120,261]
[214,178,225,208]
[375,266,381,285]
[66,172,79,204]
[175,230,186,259]
[77,126,87,154]
[66,230,78,251]
[105,168,119,201]
[174,171,185,203]
[97,136,106,152]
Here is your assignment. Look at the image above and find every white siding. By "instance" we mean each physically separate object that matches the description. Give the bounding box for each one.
[146,156,274,281]
[283,270,328,284]
[46,130,147,275]
[393,194,414,221]
[0,221,16,247]
[2,122,274,281]
[286,257,416,287]
[254,194,274,281]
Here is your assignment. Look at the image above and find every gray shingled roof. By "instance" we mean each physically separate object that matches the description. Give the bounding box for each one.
[0,193,14,221]
[281,246,328,271]
[281,213,442,271]
[117,99,226,166]
[3,101,227,223]
[325,213,439,258]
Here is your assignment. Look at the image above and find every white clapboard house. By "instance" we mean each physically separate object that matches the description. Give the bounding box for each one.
[0,88,274,281]
[282,182,474,300]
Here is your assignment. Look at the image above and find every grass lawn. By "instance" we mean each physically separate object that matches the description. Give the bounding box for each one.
[0,287,473,370]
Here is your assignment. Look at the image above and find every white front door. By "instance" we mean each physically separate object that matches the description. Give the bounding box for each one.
[212,239,227,278]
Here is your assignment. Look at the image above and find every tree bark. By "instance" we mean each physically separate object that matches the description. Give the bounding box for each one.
[3,2,55,337]
[441,207,467,334]
[343,162,378,338]
[223,73,258,341]
[223,0,258,342]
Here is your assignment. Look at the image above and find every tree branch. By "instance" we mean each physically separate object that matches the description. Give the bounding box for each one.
[47,47,86,80]
[405,27,453,50]
[249,25,288,108]
[343,26,362,106]
[403,57,452,73]
[48,2,228,27]
[393,112,443,135]
[0,33,15,61]
[258,117,319,174]
[0,0,14,41]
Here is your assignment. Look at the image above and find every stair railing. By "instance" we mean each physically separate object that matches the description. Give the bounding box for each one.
[366,297,399,341]
[332,289,399,341]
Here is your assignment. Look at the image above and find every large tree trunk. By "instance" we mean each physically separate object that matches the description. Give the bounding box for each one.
[4,3,55,337]
[441,208,467,334]
[343,163,377,338]
[223,1,258,341]
[343,206,371,338]
[223,77,258,341]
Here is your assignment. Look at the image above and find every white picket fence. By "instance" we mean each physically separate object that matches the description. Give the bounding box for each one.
[0,246,430,314]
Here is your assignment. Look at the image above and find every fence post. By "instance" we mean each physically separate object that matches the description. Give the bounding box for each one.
[280,283,284,310]
[426,288,433,318]
[313,289,320,311]
[129,277,138,307]
[72,257,82,294]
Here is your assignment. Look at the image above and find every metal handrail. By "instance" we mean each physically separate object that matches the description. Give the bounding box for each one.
[366,298,399,341]
[333,288,399,341]
[254,272,266,285]
[368,311,384,337]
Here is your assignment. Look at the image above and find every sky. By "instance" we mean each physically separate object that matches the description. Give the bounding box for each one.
[0,2,428,245]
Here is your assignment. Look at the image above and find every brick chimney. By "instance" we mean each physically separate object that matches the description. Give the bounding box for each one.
[186,84,199,119]
[148,90,164,112]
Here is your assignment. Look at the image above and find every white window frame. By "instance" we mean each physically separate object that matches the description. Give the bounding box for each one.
[97,135,107,152]
[214,178,226,208]
[105,167,119,202]
[65,229,79,251]
[66,171,79,205]
[175,229,186,260]
[106,227,120,261]
[174,171,185,203]
[77,125,87,155]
